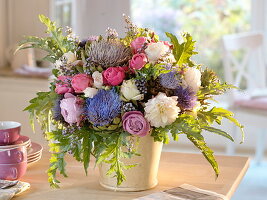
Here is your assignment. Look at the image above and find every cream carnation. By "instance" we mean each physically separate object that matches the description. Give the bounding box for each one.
[144,92,180,128]
[120,80,144,101]
[145,42,169,63]
[63,51,77,64]
[83,87,98,98]
[92,71,103,88]
[183,68,201,92]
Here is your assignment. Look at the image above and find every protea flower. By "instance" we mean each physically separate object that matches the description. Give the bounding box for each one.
[86,39,132,68]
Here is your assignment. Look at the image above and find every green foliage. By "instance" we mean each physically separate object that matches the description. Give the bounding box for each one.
[152,110,243,177]
[198,107,244,143]
[198,68,237,102]
[166,32,198,67]
[24,91,57,133]
[96,131,140,185]
[137,63,171,80]
[16,14,77,63]
[187,135,219,177]
[45,126,141,188]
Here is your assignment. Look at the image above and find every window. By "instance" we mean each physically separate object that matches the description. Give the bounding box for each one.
[131,0,250,78]
[52,0,74,28]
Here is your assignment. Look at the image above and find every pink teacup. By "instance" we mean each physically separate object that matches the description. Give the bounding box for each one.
[0,121,21,145]
[0,146,27,164]
[0,161,27,180]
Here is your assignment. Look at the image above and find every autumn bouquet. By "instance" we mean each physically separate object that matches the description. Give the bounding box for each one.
[18,15,243,188]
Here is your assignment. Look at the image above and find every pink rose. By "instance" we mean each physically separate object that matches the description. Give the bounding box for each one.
[131,37,147,54]
[103,67,125,86]
[60,93,83,125]
[129,53,148,70]
[55,76,73,94]
[71,74,93,93]
[122,111,150,137]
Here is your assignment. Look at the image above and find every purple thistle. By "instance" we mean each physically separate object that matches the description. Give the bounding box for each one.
[174,86,197,110]
[53,95,64,122]
[85,89,122,126]
[159,71,181,89]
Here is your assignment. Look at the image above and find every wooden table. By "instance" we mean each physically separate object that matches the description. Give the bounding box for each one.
[15,151,249,200]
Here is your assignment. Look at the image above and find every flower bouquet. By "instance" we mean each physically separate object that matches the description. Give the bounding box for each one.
[18,15,244,189]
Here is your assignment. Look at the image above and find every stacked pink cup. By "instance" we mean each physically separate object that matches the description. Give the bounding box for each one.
[0,121,28,180]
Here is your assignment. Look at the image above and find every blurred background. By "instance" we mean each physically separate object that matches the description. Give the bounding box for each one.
[0,0,266,199]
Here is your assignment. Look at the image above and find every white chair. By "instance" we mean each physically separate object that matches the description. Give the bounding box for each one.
[222,32,267,163]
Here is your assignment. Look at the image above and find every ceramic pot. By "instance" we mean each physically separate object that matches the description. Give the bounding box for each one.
[99,135,163,191]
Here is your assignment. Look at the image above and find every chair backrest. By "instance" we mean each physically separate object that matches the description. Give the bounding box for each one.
[222,32,266,101]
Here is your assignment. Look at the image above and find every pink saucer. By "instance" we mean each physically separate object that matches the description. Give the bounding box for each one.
[27,142,43,157]
[0,135,30,149]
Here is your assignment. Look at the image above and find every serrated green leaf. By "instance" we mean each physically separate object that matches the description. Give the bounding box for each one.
[82,134,92,176]
[202,126,234,142]
[166,32,197,67]
[187,135,219,177]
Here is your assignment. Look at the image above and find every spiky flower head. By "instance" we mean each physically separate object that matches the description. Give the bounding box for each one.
[85,89,122,126]
[86,39,132,68]
[173,86,197,110]
[159,71,181,89]
[53,95,64,122]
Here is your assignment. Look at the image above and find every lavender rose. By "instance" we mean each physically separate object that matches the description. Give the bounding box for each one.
[122,111,150,137]
[60,93,83,125]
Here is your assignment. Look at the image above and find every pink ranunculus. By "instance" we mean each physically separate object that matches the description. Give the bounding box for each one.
[122,111,150,137]
[71,74,93,93]
[103,67,125,86]
[130,37,147,54]
[60,93,83,125]
[55,76,73,94]
[129,53,148,70]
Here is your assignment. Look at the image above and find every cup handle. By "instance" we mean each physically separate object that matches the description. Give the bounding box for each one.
[3,132,10,143]
[15,151,24,162]
[10,167,18,180]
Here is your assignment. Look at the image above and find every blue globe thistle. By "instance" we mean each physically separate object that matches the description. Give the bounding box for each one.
[159,71,181,89]
[53,95,64,122]
[85,89,122,126]
[174,86,197,110]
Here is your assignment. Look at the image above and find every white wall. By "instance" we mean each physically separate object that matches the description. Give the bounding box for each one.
[5,0,51,67]
[0,0,8,68]
[74,0,130,38]
[0,77,49,146]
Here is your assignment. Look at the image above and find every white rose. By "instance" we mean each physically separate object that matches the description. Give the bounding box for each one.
[63,51,77,64]
[183,68,201,92]
[83,87,98,98]
[120,80,144,101]
[144,92,180,128]
[145,42,169,63]
[92,71,103,89]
